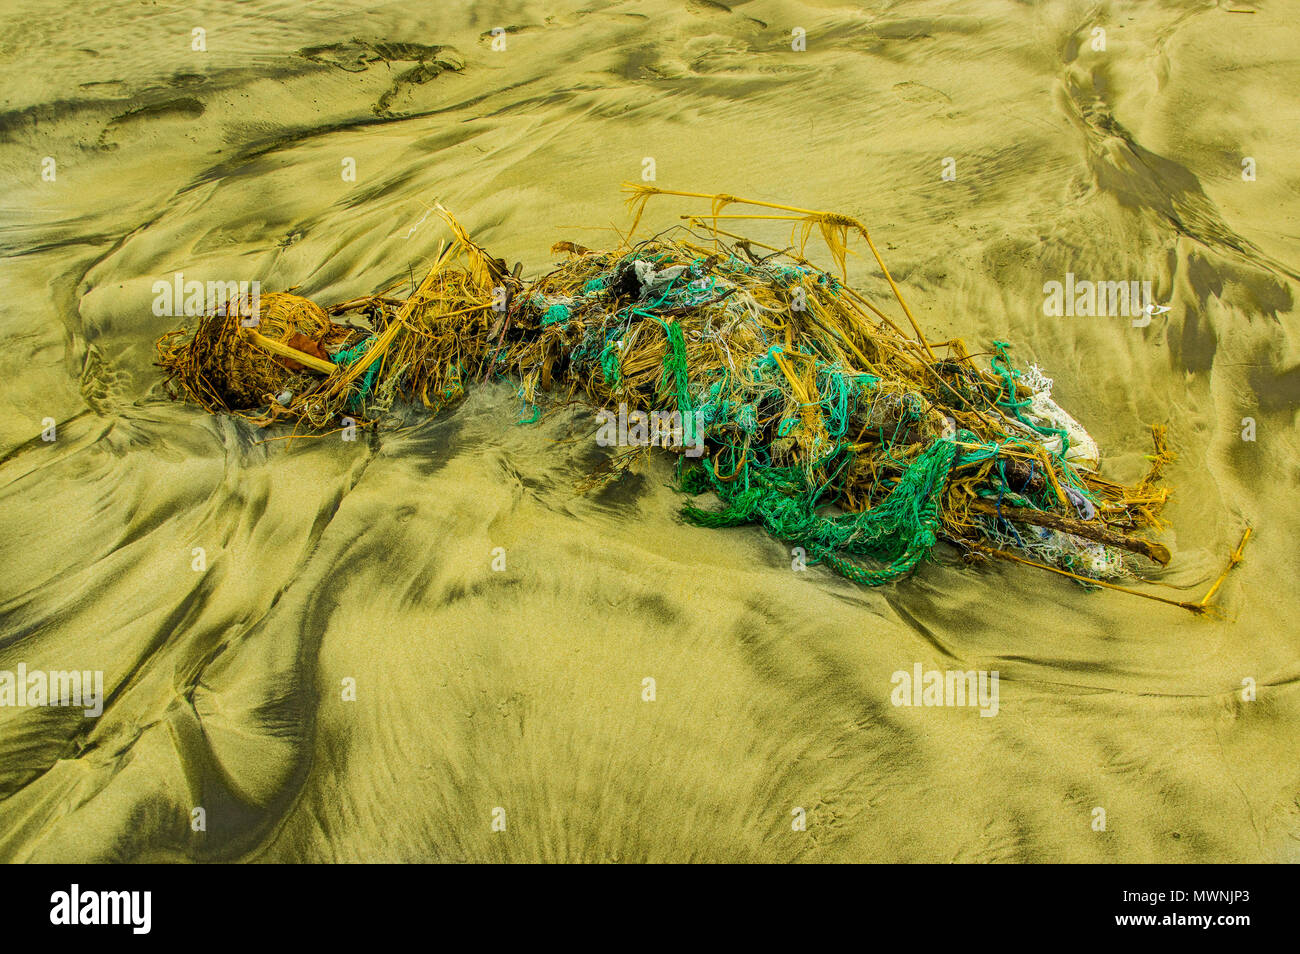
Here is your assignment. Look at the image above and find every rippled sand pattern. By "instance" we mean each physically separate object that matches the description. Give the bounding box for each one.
[1,0,1297,862]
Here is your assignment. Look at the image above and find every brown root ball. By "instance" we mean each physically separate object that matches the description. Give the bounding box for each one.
[158,292,333,412]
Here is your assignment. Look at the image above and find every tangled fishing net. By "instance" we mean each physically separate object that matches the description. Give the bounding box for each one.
[156,188,1245,611]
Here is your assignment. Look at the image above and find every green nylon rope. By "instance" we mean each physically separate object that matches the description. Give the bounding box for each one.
[331,336,381,409]
[683,438,958,586]
[990,340,1069,456]
[657,318,697,444]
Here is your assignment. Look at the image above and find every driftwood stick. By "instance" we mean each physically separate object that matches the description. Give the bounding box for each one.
[244,330,337,375]
[966,543,1205,614]
[1198,526,1252,606]
[968,498,1171,566]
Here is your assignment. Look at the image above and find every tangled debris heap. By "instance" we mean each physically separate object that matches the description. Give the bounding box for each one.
[156,187,1247,611]
[157,214,510,428]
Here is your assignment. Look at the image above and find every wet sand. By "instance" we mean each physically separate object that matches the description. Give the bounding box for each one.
[1,0,1297,862]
